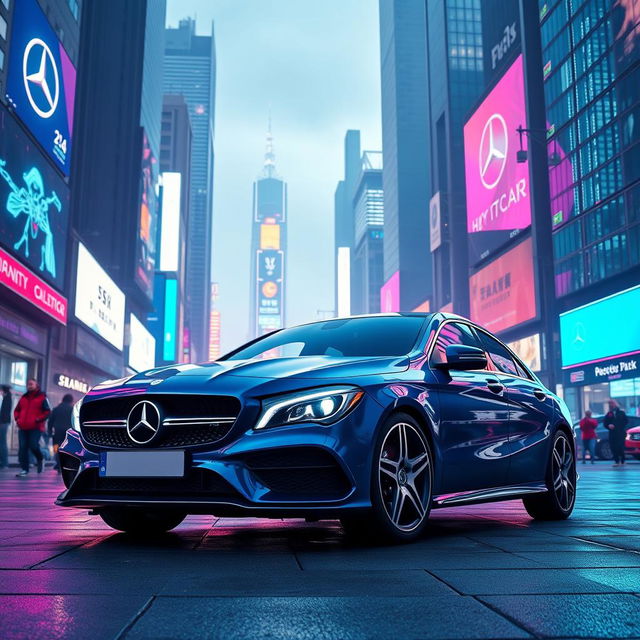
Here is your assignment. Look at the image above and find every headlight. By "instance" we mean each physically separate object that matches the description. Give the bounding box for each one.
[254,386,364,430]
[71,398,83,432]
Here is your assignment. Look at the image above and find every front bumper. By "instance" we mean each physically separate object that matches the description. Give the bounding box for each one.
[55,397,382,517]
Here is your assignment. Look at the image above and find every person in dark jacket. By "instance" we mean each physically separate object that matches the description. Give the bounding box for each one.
[603,399,629,467]
[48,394,73,471]
[0,385,11,468]
[14,379,50,477]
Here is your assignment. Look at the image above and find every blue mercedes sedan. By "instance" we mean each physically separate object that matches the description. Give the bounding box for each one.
[56,313,576,543]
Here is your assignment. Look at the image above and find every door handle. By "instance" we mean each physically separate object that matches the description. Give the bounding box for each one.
[486,378,504,394]
[533,389,547,401]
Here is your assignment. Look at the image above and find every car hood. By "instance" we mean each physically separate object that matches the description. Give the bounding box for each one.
[87,355,411,401]
[154,355,410,381]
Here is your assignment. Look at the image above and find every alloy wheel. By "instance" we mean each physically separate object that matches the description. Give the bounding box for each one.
[378,422,431,532]
[552,433,576,512]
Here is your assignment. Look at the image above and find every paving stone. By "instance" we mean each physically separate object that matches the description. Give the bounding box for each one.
[0,594,150,640]
[125,596,532,639]
[480,594,640,638]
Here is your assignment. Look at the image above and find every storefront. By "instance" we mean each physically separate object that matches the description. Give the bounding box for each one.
[559,285,640,421]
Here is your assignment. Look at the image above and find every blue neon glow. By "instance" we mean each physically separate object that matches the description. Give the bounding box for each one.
[560,285,640,368]
[163,278,178,361]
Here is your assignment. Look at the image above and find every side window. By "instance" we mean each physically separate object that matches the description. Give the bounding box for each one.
[478,331,519,376]
[431,322,480,366]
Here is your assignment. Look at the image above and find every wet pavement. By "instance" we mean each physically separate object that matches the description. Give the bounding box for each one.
[1,462,640,639]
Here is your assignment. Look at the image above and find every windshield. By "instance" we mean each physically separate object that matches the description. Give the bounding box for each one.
[222,316,428,360]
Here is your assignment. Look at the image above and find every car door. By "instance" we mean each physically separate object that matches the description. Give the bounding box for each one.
[430,322,511,493]
[477,329,553,486]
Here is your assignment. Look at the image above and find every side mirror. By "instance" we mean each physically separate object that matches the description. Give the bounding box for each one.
[438,344,487,371]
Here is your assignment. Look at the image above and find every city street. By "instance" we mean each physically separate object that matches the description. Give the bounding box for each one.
[0,462,639,639]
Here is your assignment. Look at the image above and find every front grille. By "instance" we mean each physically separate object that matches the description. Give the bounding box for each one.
[82,421,234,449]
[245,447,352,499]
[71,468,240,499]
[80,394,241,450]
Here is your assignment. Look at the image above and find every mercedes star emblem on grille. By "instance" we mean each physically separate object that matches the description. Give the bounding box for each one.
[126,400,161,445]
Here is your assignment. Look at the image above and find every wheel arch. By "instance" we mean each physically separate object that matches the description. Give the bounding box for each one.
[373,399,441,488]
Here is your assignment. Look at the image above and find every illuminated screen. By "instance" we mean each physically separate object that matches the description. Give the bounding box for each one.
[160,172,181,272]
[560,285,640,369]
[129,313,156,373]
[260,223,281,250]
[163,278,178,362]
[464,55,531,265]
[0,107,70,290]
[380,271,400,312]
[135,133,158,299]
[337,247,351,317]
[6,0,76,175]
[75,243,126,351]
[469,237,536,334]
[507,333,541,372]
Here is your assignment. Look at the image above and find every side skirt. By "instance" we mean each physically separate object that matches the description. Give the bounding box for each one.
[432,483,547,508]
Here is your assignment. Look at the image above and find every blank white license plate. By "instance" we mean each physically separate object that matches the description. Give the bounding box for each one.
[99,451,185,477]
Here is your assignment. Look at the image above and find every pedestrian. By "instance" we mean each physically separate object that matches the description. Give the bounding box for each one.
[0,384,11,468]
[14,378,51,477]
[48,394,73,472]
[603,399,629,467]
[579,409,598,464]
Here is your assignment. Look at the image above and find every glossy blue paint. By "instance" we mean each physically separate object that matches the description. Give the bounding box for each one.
[56,314,574,519]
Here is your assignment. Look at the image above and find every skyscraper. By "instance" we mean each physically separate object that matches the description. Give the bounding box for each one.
[425,0,487,316]
[539,0,640,415]
[378,0,432,312]
[352,151,384,315]
[148,94,193,366]
[71,0,164,379]
[334,130,361,317]
[250,125,287,339]
[164,18,216,362]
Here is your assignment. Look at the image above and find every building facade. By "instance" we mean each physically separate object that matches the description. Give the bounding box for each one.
[164,18,216,362]
[351,151,384,315]
[148,94,193,366]
[379,0,432,312]
[539,0,640,416]
[0,0,83,454]
[334,130,362,317]
[425,0,487,316]
[249,127,287,339]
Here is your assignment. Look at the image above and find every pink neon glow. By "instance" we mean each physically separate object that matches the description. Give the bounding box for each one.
[380,271,400,312]
[0,247,67,324]
[469,237,536,334]
[464,55,531,234]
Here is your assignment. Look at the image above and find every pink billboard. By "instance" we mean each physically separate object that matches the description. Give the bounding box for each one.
[469,237,536,334]
[464,55,531,265]
[380,271,400,312]
[0,247,67,324]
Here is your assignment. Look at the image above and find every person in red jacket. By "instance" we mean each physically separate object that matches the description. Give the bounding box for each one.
[14,378,51,477]
[579,409,598,464]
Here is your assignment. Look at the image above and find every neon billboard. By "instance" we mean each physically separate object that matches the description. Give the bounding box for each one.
[469,237,536,334]
[0,107,69,290]
[464,55,531,265]
[6,0,76,175]
[380,271,400,312]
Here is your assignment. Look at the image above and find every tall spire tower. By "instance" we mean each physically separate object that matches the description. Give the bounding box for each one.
[249,117,288,340]
[263,114,276,177]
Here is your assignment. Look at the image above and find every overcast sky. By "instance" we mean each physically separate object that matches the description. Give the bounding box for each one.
[165,0,382,352]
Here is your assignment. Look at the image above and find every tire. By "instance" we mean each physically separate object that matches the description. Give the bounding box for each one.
[341,412,433,544]
[596,440,612,460]
[99,509,186,535]
[523,430,576,520]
